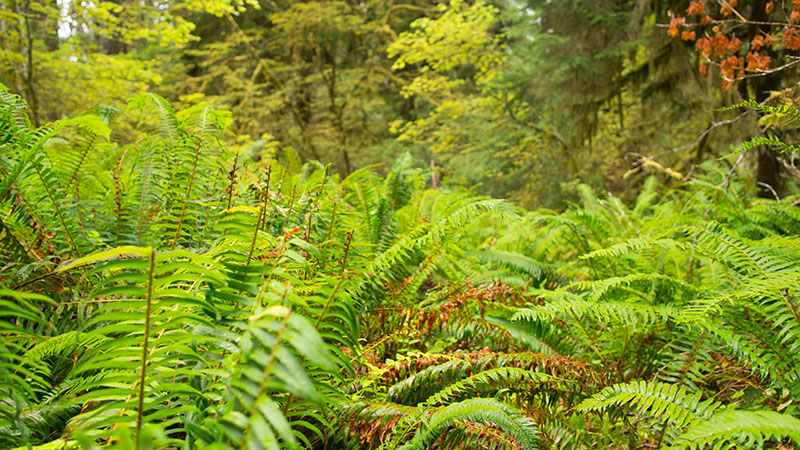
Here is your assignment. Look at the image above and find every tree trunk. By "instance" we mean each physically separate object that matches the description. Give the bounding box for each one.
[745,0,782,199]
[100,0,126,55]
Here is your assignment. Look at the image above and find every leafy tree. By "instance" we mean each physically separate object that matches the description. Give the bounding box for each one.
[667,0,800,198]
[179,0,433,175]
[386,0,573,207]
[0,0,255,126]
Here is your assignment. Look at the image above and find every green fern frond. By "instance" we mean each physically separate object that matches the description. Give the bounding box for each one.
[577,381,722,429]
[514,289,679,326]
[580,237,687,260]
[472,250,556,281]
[733,134,799,154]
[0,286,56,448]
[423,367,562,406]
[714,99,759,111]
[398,398,542,450]
[483,316,572,354]
[666,410,800,450]
[682,222,794,275]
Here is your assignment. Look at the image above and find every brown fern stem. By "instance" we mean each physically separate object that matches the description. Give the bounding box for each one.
[246,166,271,265]
[315,230,353,329]
[226,152,240,209]
[32,164,80,257]
[171,129,206,249]
[114,149,128,245]
[135,248,156,450]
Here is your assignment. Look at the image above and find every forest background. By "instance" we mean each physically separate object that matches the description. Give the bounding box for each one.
[4,0,800,207]
[5,1,800,449]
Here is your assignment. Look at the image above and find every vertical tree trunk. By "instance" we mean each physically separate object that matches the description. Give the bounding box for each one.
[43,0,59,51]
[748,0,782,199]
[18,0,40,127]
[100,0,127,55]
[755,143,781,198]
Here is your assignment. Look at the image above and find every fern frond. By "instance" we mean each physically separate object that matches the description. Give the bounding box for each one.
[715,99,759,111]
[577,380,722,429]
[666,410,800,450]
[580,237,687,260]
[399,398,542,450]
[0,286,56,447]
[514,289,679,326]
[423,367,562,406]
[733,134,799,154]
[473,250,556,281]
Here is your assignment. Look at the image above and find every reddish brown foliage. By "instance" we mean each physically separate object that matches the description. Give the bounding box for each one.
[750,34,773,50]
[686,1,705,16]
[668,1,800,89]
[746,51,771,71]
[786,27,800,50]
[668,16,685,37]
[376,350,603,387]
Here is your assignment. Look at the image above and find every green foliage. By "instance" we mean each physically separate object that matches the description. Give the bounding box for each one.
[399,398,542,450]
[669,410,800,450]
[387,0,556,205]
[3,87,800,450]
[577,381,723,428]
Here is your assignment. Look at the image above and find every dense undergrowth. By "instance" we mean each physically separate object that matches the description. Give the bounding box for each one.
[2,83,800,449]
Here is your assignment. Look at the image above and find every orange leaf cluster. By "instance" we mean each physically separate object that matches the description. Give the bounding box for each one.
[720,55,744,90]
[728,36,742,53]
[668,16,685,37]
[745,51,771,71]
[750,34,773,50]
[711,32,731,57]
[786,27,800,50]
[696,37,712,58]
[720,0,738,16]
[667,0,800,89]
[686,1,705,16]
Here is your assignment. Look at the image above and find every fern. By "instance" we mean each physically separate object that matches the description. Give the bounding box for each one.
[667,410,800,450]
[577,381,722,426]
[398,398,542,450]
[422,367,562,406]
[3,85,800,450]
